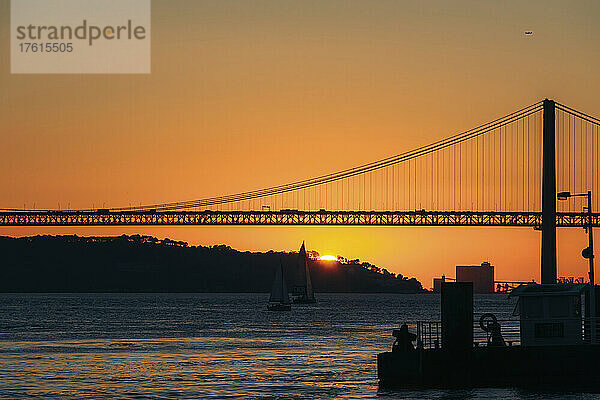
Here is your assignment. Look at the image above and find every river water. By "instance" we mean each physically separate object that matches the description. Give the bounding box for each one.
[0,293,597,399]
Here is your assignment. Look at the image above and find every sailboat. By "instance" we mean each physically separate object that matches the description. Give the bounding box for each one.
[292,242,316,304]
[267,262,291,311]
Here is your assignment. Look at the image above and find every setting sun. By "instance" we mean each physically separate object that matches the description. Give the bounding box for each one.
[319,255,337,261]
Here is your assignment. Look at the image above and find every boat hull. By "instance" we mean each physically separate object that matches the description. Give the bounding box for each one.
[267,303,291,311]
[378,344,600,389]
[292,297,316,304]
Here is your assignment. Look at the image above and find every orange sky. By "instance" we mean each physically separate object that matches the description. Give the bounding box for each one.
[1,0,599,287]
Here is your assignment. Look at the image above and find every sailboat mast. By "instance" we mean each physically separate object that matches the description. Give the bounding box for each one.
[305,254,313,299]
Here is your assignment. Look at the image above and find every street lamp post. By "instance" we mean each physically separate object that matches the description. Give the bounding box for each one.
[557,190,595,343]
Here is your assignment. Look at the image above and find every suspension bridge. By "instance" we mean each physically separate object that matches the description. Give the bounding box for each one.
[2,99,600,283]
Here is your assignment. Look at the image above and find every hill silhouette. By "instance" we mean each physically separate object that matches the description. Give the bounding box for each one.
[0,235,424,293]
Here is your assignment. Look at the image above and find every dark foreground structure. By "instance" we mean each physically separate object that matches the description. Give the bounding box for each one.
[379,343,600,388]
[378,282,600,389]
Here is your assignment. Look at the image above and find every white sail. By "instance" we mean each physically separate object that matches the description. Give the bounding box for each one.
[293,242,315,302]
[281,264,290,305]
[301,243,314,301]
[269,263,290,304]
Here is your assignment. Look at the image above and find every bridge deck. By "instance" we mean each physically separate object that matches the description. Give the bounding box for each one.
[0,211,598,227]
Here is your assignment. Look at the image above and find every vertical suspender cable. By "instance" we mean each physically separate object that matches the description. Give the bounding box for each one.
[522,118,525,210]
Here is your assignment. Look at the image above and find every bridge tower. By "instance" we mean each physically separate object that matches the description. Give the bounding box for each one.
[541,99,557,284]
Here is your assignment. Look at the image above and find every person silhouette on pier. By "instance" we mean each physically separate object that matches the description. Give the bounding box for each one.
[392,323,417,352]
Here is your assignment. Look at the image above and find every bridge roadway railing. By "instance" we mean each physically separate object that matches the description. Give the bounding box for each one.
[0,210,598,227]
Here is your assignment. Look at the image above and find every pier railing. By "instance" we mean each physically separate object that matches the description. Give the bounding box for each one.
[407,320,521,349]
[405,321,441,349]
[473,319,521,347]
[407,317,600,349]
[414,321,441,349]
